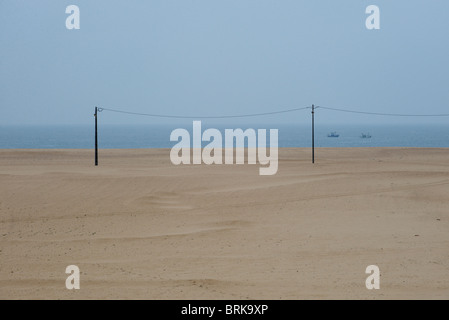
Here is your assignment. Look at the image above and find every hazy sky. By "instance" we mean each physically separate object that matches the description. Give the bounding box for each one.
[1,0,448,125]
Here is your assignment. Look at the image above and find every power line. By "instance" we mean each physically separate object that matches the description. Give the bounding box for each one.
[93,104,449,166]
[99,106,310,119]
[318,106,449,117]
[96,105,449,120]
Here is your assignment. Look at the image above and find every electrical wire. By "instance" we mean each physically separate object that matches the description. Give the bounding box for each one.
[318,106,449,117]
[98,107,310,119]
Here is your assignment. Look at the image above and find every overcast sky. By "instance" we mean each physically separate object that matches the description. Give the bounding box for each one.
[1,0,448,125]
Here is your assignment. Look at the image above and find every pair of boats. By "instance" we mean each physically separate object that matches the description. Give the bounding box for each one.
[327,132,372,138]
[360,133,372,139]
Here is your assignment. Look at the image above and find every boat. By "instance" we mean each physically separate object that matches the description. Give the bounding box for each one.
[327,131,340,138]
[360,133,372,139]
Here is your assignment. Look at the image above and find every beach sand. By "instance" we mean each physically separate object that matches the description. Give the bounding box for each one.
[0,148,448,299]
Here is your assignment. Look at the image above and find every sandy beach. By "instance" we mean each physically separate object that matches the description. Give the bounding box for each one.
[0,148,448,299]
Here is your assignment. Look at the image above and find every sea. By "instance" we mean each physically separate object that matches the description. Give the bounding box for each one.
[0,123,449,149]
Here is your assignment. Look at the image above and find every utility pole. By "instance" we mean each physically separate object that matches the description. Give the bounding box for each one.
[94,106,98,166]
[311,104,315,164]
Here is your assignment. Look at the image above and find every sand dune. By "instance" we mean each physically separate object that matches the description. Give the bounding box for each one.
[1,148,448,299]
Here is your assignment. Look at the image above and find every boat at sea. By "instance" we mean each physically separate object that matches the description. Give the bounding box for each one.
[360,133,372,138]
[327,132,339,138]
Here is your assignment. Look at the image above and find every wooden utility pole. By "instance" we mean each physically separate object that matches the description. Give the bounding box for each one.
[311,104,315,164]
[94,106,98,166]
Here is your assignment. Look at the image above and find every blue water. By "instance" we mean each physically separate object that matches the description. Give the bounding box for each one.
[0,124,448,148]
